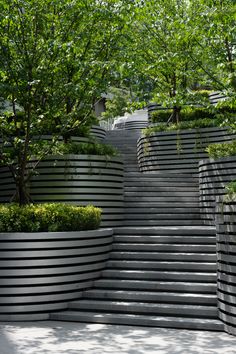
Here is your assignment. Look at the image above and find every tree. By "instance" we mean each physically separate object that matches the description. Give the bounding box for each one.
[0,0,134,205]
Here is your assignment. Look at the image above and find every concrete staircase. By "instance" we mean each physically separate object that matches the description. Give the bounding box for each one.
[51,129,223,331]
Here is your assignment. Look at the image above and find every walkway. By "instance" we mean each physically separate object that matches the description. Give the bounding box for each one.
[0,321,236,354]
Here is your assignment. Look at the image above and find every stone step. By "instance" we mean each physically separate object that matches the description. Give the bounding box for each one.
[68,300,218,318]
[124,172,197,178]
[124,197,199,203]
[83,289,218,305]
[113,235,216,244]
[124,214,202,220]
[107,260,216,271]
[50,311,223,331]
[124,207,201,214]
[102,269,216,282]
[112,243,216,253]
[124,202,200,208]
[125,186,199,191]
[93,279,216,293]
[113,226,216,235]
[110,251,216,262]
[123,220,204,226]
[125,191,199,197]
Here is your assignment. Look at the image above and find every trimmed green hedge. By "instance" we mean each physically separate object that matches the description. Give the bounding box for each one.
[0,203,101,232]
[206,140,236,159]
[52,142,118,156]
[143,117,225,136]
[150,108,215,124]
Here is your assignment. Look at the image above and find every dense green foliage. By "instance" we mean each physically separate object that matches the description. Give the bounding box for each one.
[206,140,236,159]
[0,0,235,206]
[0,0,133,204]
[51,142,118,157]
[143,117,226,136]
[150,107,216,124]
[225,180,236,196]
[0,203,101,232]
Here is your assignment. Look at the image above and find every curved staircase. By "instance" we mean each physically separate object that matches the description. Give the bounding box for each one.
[51,129,223,331]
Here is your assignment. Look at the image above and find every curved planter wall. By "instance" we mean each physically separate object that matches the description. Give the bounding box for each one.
[90,125,106,140]
[0,155,124,227]
[138,127,234,174]
[0,228,113,321]
[199,156,236,225]
[216,201,236,335]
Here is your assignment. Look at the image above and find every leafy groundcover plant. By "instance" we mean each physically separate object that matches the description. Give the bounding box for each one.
[0,204,101,232]
[50,142,118,157]
[225,181,236,201]
[206,140,236,159]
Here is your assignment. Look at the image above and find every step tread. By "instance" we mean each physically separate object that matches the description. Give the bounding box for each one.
[50,311,223,330]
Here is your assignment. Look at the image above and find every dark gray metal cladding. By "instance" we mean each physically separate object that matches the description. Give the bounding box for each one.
[216,202,236,336]
[137,127,234,175]
[0,155,124,227]
[199,156,236,225]
[0,229,113,321]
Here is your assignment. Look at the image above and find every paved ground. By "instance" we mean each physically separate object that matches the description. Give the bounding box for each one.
[0,321,236,354]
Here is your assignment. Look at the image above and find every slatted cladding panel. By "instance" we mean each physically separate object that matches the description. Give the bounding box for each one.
[216,202,236,336]
[137,128,234,174]
[0,229,113,321]
[0,155,124,227]
[199,156,236,225]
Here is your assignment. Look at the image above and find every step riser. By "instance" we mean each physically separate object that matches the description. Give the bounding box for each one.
[93,281,216,293]
[110,252,216,262]
[113,236,216,244]
[83,290,217,305]
[112,244,216,252]
[107,261,216,271]
[50,312,223,331]
[102,270,216,282]
[69,303,218,319]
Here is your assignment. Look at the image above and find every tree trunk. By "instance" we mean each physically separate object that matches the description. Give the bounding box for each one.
[169,106,181,124]
[15,175,31,206]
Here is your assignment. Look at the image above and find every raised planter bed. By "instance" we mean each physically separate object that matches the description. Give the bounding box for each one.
[216,199,236,335]
[0,155,124,227]
[137,127,234,174]
[199,156,236,225]
[0,228,113,321]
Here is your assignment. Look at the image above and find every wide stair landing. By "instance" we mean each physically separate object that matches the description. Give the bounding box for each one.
[51,129,223,331]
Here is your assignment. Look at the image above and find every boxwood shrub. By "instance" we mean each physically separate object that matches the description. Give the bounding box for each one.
[206,140,236,159]
[0,203,101,233]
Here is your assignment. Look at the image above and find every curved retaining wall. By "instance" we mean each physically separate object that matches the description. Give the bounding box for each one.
[216,201,236,335]
[137,127,234,174]
[199,156,236,225]
[0,228,113,321]
[0,155,124,227]
[90,125,106,140]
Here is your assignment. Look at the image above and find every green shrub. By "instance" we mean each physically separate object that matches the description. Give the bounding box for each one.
[143,117,225,136]
[150,107,215,124]
[0,203,101,232]
[225,180,236,198]
[51,142,118,157]
[206,140,236,159]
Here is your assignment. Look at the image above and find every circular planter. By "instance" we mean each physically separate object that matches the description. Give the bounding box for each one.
[90,125,106,140]
[199,156,236,225]
[216,200,236,335]
[0,228,113,321]
[137,127,234,174]
[0,155,124,227]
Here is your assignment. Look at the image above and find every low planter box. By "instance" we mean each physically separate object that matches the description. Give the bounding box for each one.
[0,155,124,227]
[216,199,236,336]
[199,156,236,225]
[0,228,113,321]
[137,127,233,174]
